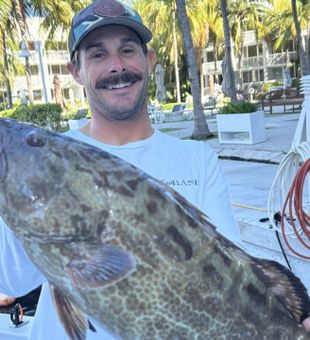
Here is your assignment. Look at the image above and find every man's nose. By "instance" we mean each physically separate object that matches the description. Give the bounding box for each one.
[108,55,126,73]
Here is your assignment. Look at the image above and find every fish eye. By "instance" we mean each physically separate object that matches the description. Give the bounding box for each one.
[25,131,46,147]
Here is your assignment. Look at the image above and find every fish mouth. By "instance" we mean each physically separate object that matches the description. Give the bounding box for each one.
[24,232,94,244]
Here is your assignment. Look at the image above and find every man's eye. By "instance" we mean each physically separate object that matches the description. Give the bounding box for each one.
[122,48,134,55]
[92,52,105,59]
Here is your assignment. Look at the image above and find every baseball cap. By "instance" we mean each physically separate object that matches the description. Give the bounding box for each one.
[68,0,152,60]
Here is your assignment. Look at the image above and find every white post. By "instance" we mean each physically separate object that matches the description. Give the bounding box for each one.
[292,75,310,146]
[34,40,49,103]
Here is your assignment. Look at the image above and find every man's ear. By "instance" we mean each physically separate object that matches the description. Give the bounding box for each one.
[67,62,83,85]
[146,48,156,74]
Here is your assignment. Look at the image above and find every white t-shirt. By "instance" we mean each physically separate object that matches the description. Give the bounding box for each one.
[0,129,241,339]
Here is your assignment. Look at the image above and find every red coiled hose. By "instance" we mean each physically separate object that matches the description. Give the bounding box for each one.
[281,159,310,259]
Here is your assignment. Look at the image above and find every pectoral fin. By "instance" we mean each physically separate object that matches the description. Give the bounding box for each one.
[50,285,88,340]
[251,258,310,324]
[66,244,136,289]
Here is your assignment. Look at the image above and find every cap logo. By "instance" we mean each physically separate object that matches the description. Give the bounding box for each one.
[93,0,125,17]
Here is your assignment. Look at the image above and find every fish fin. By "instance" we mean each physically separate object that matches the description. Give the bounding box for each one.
[251,258,310,323]
[88,319,97,333]
[50,285,88,340]
[66,244,136,289]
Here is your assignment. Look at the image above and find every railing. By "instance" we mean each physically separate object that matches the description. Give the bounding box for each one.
[13,74,75,91]
[45,50,70,63]
[241,56,264,69]
[202,60,223,74]
[14,49,69,65]
[202,51,298,74]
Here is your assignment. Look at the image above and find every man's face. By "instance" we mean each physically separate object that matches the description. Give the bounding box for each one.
[69,25,155,121]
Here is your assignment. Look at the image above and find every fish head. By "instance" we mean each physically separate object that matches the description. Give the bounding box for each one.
[0,119,87,240]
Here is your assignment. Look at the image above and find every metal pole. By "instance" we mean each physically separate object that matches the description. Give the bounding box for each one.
[34,40,48,103]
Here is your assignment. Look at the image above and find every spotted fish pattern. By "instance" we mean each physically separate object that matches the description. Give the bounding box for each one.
[0,119,309,340]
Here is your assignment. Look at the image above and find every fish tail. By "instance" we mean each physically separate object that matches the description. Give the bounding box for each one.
[50,285,88,340]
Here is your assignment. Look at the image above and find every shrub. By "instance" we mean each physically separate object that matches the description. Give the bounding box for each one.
[261,81,283,93]
[0,108,16,118]
[218,101,258,114]
[12,103,63,130]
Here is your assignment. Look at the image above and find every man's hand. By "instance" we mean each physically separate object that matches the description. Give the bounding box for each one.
[303,317,310,332]
[0,293,15,306]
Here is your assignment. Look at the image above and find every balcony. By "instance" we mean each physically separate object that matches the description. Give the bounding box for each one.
[13,74,75,91]
[202,51,298,75]
[45,50,70,63]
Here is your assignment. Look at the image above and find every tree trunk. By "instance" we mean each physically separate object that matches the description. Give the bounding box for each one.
[13,0,34,104]
[291,0,310,76]
[238,40,244,90]
[1,31,12,108]
[173,10,181,103]
[220,0,237,103]
[175,0,212,139]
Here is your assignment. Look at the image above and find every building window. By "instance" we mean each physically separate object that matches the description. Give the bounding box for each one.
[206,51,215,62]
[33,90,42,100]
[51,65,61,75]
[30,65,39,75]
[248,45,257,58]
[243,71,249,84]
[254,69,264,82]
[242,70,253,84]
[61,65,69,75]
[63,88,70,100]
[243,47,247,58]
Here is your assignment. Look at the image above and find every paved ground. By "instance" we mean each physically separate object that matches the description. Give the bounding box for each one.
[155,111,300,163]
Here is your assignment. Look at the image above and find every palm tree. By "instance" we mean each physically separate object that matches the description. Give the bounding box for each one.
[1,30,12,107]
[220,0,237,103]
[186,0,216,99]
[30,0,91,42]
[11,0,34,104]
[291,0,310,76]
[0,0,14,107]
[205,2,224,87]
[228,0,264,89]
[175,0,212,138]
[133,0,183,102]
[263,0,310,77]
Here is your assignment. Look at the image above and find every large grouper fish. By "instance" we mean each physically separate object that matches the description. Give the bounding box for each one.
[0,118,309,339]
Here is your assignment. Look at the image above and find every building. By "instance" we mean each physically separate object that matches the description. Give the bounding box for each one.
[10,17,84,106]
[202,30,298,99]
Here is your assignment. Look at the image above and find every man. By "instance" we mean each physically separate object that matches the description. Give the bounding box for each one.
[0,0,309,338]
[0,293,15,306]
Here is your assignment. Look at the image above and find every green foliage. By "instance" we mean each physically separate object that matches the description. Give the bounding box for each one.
[9,103,63,130]
[0,108,15,118]
[261,81,283,93]
[62,107,90,120]
[162,102,183,111]
[0,103,8,112]
[291,78,300,90]
[218,101,257,114]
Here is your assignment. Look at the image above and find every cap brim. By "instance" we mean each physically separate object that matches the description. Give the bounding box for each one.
[71,17,152,56]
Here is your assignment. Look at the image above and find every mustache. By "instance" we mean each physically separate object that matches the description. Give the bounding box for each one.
[95,71,143,89]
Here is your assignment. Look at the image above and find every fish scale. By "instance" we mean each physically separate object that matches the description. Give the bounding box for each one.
[0,119,309,339]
